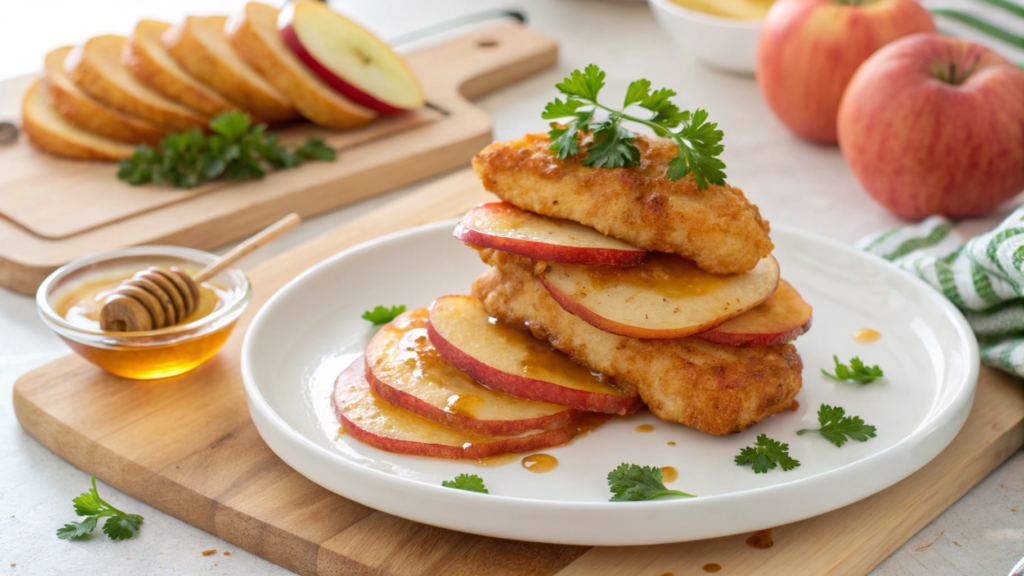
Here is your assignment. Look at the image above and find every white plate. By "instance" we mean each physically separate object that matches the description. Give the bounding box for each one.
[241,219,979,545]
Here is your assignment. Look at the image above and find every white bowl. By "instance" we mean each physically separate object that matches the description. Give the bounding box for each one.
[648,0,763,74]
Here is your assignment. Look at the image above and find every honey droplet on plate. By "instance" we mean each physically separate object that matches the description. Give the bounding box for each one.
[853,328,881,343]
[522,453,558,473]
[667,441,676,446]
[702,564,722,573]
[635,424,655,433]
[746,528,774,549]
[661,466,678,483]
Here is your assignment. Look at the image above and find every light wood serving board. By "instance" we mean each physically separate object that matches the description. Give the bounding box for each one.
[14,169,1024,576]
[0,23,557,295]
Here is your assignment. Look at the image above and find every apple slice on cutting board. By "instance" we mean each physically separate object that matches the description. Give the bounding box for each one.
[454,202,647,267]
[22,80,137,161]
[697,279,812,347]
[428,295,642,414]
[365,308,578,436]
[278,1,425,115]
[333,357,608,460]
[540,253,780,339]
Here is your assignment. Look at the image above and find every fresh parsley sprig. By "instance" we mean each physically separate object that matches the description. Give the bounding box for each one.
[822,355,884,384]
[541,64,726,189]
[56,476,143,541]
[442,473,488,494]
[735,434,800,474]
[362,305,407,325]
[798,404,877,447]
[607,463,695,502]
[117,111,335,188]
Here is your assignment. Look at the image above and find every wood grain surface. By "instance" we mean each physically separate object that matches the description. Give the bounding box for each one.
[13,169,1024,576]
[0,23,557,295]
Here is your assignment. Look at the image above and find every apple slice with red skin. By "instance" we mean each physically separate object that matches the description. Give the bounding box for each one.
[697,279,813,347]
[365,308,578,436]
[278,1,424,115]
[454,202,647,267]
[333,357,609,460]
[539,253,780,339]
[428,295,642,415]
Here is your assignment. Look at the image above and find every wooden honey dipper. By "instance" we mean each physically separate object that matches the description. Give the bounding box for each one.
[100,214,301,332]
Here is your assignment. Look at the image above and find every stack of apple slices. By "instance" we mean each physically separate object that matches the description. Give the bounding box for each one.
[455,202,812,346]
[334,308,634,459]
[23,1,425,161]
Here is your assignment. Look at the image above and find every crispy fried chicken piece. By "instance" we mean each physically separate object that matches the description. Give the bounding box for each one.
[471,254,802,435]
[472,132,773,275]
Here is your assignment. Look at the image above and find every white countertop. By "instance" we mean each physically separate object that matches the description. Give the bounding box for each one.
[1,0,1021,574]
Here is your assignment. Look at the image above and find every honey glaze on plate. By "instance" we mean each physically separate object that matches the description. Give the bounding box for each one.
[522,453,558,473]
[853,328,881,343]
[586,253,732,299]
[636,424,655,433]
[702,563,722,573]
[661,466,679,483]
[496,318,612,390]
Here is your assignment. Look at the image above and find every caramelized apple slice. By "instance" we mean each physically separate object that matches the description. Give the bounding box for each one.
[428,295,642,414]
[454,202,647,267]
[365,308,577,436]
[333,358,607,459]
[539,253,780,339]
[697,280,812,347]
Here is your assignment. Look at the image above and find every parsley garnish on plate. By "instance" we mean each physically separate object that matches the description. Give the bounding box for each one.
[822,355,884,384]
[117,111,335,188]
[362,305,407,325]
[442,473,488,494]
[607,463,695,502]
[56,476,143,541]
[735,434,800,474]
[541,64,726,189]
[798,404,877,447]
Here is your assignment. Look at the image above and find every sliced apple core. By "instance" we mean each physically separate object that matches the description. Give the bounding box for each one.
[540,253,780,339]
[365,308,577,436]
[333,357,607,460]
[279,1,425,114]
[427,295,642,414]
[454,202,648,267]
[697,279,812,347]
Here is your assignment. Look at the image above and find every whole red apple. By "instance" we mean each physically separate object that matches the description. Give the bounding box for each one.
[838,34,1024,220]
[757,0,935,143]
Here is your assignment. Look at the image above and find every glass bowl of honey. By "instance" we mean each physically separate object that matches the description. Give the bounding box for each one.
[37,246,251,380]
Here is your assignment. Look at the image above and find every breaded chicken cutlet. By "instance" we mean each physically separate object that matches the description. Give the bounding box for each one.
[472,250,803,435]
[473,132,773,275]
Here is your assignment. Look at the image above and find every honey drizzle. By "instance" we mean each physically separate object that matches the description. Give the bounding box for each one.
[702,564,722,573]
[746,528,774,549]
[521,453,558,473]
[585,253,732,299]
[661,466,678,483]
[853,328,881,343]
[635,424,655,433]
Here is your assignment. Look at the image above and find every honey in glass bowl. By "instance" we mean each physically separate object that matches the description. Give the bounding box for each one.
[37,246,251,380]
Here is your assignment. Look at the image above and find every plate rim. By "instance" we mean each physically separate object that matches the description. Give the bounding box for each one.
[240,219,980,545]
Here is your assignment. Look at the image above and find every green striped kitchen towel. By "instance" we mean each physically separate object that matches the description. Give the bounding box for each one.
[858,206,1024,376]
[926,0,1024,64]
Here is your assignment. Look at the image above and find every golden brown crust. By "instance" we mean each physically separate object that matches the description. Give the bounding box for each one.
[471,259,802,435]
[472,133,773,275]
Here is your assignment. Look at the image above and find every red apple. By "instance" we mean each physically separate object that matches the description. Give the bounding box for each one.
[427,295,642,414]
[697,280,812,347]
[539,254,779,339]
[364,308,577,436]
[454,202,647,267]
[757,0,935,143]
[333,357,606,460]
[838,34,1024,219]
[278,1,425,115]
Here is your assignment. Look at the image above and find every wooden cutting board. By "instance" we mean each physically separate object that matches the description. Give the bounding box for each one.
[0,22,556,295]
[13,169,1024,576]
